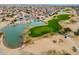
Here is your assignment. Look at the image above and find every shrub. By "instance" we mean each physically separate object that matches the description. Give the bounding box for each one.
[64,27,72,33]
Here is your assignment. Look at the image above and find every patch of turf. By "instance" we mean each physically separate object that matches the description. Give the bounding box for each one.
[29,25,51,37]
[28,14,70,37]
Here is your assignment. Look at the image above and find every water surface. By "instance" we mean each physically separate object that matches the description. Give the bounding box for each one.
[1,19,45,48]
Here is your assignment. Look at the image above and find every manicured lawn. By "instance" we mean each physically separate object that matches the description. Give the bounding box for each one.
[29,25,51,37]
[48,20,62,32]
[56,14,70,20]
[29,14,70,37]
[48,14,70,32]
[52,14,70,22]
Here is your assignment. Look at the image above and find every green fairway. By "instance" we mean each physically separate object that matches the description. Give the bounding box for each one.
[48,14,70,32]
[29,25,51,37]
[56,14,70,20]
[48,20,62,32]
[29,14,70,37]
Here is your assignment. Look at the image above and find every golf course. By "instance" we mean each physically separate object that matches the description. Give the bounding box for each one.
[29,14,70,37]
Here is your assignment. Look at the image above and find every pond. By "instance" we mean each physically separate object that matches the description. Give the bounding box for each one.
[1,19,45,49]
[2,24,27,49]
[58,10,67,14]
[28,19,45,27]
